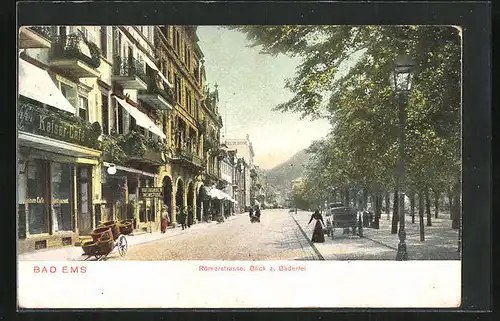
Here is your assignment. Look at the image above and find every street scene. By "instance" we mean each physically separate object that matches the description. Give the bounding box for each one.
[17,25,461,262]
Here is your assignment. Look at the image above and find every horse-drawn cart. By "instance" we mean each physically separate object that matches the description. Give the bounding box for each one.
[81,219,133,261]
[325,207,363,240]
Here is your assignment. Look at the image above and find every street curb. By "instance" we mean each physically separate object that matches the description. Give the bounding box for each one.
[289,214,324,261]
[360,234,398,251]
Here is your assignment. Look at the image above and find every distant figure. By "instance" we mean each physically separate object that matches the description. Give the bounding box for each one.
[160,205,169,233]
[308,210,325,243]
[187,206,194,228]
[248,207,254,218]
[255,205,261,219]
[178,207,187,230]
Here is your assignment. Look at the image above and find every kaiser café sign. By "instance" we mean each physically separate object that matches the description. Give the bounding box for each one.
[18,102,98,148]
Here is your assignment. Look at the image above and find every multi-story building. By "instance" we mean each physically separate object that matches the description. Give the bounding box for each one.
[218,145,237,216]
[17,24,231,252]
[225,135,255,210]
[18,26,109,252]
[154,25,207,224]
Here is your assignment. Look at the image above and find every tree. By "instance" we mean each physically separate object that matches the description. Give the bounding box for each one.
[232,25,461,235]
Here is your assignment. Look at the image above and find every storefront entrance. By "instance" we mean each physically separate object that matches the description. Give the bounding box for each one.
[77,166,93,235]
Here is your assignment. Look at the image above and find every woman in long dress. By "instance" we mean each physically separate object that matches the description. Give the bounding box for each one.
[308,210,325,243]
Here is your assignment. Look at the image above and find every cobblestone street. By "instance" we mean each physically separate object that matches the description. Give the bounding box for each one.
[113,209,320,261]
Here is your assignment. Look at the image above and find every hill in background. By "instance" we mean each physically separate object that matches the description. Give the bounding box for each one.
[264,149,310,195]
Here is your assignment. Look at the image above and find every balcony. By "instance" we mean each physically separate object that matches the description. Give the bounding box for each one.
[137,73,175,111]
[112,56,148,90]
[19,26,52,49]
[48,34,101,78]
[102,131,167,166]
[172,147,204,169]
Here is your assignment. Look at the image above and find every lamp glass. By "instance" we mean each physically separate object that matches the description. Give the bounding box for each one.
[107,166,117,175]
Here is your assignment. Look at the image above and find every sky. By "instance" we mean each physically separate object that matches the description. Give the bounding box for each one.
[197,26,331,170]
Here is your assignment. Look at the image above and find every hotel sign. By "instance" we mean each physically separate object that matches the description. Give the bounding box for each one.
[140,187,163,198]
[18,102,99,149]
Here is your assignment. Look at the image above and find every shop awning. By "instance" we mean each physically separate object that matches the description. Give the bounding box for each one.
[113,95,166,140]
[18,58,77,114]
[204,186,236,203]
[19,132,101,160]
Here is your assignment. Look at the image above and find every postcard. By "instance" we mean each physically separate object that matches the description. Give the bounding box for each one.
[17,24,463,309]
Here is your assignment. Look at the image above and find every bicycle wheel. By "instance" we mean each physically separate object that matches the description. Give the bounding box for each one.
[117,235,128,256]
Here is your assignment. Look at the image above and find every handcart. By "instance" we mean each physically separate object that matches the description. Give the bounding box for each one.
[81,220,132,261]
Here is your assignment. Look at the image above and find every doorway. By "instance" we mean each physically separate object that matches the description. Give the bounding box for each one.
[77,166,93,235]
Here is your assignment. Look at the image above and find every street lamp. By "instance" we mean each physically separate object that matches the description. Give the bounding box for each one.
[390,54,416,261]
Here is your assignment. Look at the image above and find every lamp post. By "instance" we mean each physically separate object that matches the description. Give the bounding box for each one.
[390,54,416,261]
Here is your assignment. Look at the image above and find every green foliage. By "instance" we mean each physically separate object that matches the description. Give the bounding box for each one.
[234,25,461,197]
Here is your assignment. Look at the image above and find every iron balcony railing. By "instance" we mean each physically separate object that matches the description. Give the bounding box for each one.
[29,26,52,40]
[113,55,148,84]
[141,73,176,105]
[49,33,101,69]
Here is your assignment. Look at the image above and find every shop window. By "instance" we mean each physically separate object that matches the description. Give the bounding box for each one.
[51,163,73,232]
[35,240,47,250]
[27,160,49,235]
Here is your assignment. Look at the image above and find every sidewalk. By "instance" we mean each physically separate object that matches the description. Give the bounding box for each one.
[362,213,460,260]
[18,213,247,261]
[291,211,460,260]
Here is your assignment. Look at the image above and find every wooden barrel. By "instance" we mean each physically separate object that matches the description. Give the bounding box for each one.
[82,241,98,256]
[91,227,113,243]
[119,222,133,235]
[96,234,115,256]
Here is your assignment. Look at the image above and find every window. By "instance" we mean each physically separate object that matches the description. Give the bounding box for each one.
[112,27,120,56]
[26,160,49,235]
[129,115,137,132]
[194,99,199,120]
[51,162,73,232]
[78,96,88,121]
[100,26,108,58]
[59,82,77,108]
[176,30,181,53]
[117,102,124,134]
[185,88,189,110]
[101,94,109,135]
[174,75,181,104]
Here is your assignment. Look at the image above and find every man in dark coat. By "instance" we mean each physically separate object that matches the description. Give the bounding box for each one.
[178,207,187,230]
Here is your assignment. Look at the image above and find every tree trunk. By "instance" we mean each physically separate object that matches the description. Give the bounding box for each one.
[410,192,416,224]
[352,187,357,208]
[434,190,440,218]
[425,188,432,226]
[451,177,461,229]
[385,191,390,219]
[374,192,381,229]
[363,188,369,210]
[344,187,350,207]
[448,187,453,219]
[418,191,425,241]
[391,190,399,234]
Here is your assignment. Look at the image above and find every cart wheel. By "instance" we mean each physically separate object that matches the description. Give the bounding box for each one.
[117,235,128,256]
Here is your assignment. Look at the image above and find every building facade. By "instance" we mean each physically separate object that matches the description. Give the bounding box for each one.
[18,26,109,252]
[17,25,230,253]
[224,136,255,210]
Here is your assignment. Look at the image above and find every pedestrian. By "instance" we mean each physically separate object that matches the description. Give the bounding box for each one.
[180,207,188,230]
[160,205,169,233]
[308,209,325,243]
[248,207,254,218]
[187,206,194,228]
